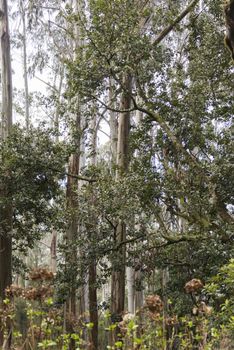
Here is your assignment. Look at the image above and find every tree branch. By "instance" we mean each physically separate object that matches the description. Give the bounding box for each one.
[87,92,135,114]
[65,172,96,183]
[46,165,97,183]
[153,0,200,46]
[101,232,206,255]
[34,75,58,92]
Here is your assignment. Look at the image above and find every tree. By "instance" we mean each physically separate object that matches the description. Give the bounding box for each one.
[0,0,12,343]
[19,0,30,129]
[0,0,13,303]
[111,74,132,318]
[66,0,233,317]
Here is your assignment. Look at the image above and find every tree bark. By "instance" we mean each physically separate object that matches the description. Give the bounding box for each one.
[54,65,64,138]
[126,96,144,315]
[88,113,98,349]
[88,263,98,349]
[50,230,57,274]
[0,0,13,300]
[65,139,80,350]
[66,147,80,316]
[109,78,118,167]
[126,267,135,314]
[65,3,84,347]
[111,74,132,318]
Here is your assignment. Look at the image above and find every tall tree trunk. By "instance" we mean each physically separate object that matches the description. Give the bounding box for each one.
[0,0,12,141]
[88,113,98,349]
[49,66,64,278]
[0,0,13,348]
[19,0,29,129]
[65,129,80,350]
[0,0,12,300]
[131,97,144,313]
[65,2,83,346]
[111,74,132,318]
[66,118,80,315]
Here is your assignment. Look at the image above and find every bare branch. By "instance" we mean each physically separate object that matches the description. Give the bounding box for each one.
[34,76,58,92]
[65,172,96,183]
[98,128,110,139]
[101,231,206,255]
[48,20,72,35]
[153,0,200,46]
[45,165,97,183]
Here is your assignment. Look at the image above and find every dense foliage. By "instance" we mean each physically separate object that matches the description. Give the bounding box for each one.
[0,0,233,349]
[65,0,234,312]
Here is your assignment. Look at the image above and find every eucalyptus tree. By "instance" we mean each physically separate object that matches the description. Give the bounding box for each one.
[86,110,99,348]
[0,0,13,309]
[0,2,12,345]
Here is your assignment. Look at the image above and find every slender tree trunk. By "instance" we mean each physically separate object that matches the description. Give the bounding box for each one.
[65,2,84,346]
[50,230,57,274]
[109,78,118,167]
[77,120,86,320]
[126,267,135,314]
[0,1,13,348]
[19,0,29,129]
[0,0,12,141]
[88,113,98,349]
[111,74,132,318]
[116,74,132,176]
[134,97,144,312]
[65,131,80,350]
[135,271,144,311]
[54,65,64,137]
[66,134,80,315]
[49,66,64,280]
[126,98,144,315]
[88,263,98,349]
[0,0,13,299]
